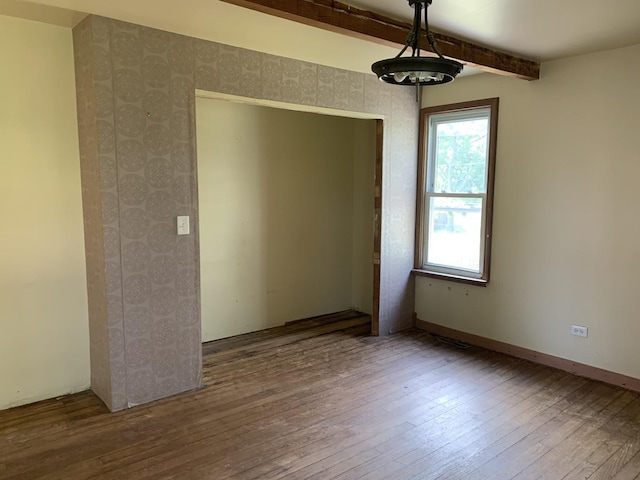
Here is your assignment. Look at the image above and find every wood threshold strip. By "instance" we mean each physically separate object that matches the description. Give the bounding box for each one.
[220,0,540,80]
[414,315,640,393]
[203,315,371,365]
[203,309,369,356]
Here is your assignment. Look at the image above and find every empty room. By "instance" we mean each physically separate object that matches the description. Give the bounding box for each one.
[1,0,640,479]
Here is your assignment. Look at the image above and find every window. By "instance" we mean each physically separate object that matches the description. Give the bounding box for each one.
[414,98,499,285]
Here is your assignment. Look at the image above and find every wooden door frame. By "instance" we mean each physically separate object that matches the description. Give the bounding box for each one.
[371,119,383,336]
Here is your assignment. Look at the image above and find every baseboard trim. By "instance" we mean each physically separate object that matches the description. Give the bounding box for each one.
[414,315,640,394]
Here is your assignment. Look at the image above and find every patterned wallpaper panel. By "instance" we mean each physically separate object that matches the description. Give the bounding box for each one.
[73,15,417,411]
[73,18,113,409]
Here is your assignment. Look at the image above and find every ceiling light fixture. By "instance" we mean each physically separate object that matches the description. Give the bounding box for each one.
[371,0,463,96]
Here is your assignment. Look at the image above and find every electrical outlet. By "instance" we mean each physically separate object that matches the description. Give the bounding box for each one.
[571,325,588,338]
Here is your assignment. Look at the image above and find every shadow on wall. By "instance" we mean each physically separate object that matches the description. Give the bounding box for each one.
[196,97,376,341]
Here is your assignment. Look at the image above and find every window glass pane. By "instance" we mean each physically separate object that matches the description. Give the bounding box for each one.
[434,118,488,194]
[427,196,483,272]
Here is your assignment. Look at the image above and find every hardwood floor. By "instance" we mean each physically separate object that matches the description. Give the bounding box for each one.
[2,311,640,479]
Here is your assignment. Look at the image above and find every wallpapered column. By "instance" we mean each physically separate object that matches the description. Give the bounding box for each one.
[73,14,418,412]
[73,16,201,411]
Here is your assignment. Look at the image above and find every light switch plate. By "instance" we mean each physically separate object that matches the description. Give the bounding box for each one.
[177,216,190,235]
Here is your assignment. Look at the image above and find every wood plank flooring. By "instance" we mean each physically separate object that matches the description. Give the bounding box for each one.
[2,312,640,479]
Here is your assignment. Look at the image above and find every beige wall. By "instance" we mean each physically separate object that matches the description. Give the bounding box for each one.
[416,44,640,379]
[196,98,374,341]
[0,15,89,409]
[351,120,376,315]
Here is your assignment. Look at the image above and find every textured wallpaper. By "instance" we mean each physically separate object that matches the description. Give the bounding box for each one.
[73,15,418,411]
[73,18,114,409]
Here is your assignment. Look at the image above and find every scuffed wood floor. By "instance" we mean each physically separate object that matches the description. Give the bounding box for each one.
[2,310,640,479]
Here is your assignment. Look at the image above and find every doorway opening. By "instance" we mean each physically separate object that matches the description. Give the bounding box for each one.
[194,91,383,343]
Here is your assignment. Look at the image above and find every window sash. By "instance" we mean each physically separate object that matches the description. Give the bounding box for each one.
[422,193,486,278]
[426,109,491,196]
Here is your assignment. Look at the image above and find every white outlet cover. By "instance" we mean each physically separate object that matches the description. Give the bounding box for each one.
[571,325,588,338]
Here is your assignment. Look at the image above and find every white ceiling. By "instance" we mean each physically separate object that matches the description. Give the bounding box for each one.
[0,0,403,75]
[348,0,640,61]
[1,0,639,76]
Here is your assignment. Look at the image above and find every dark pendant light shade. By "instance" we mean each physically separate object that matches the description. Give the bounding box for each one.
[371,0,463,87]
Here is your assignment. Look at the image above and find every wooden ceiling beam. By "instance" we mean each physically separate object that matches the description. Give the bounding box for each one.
[220,0,540,80]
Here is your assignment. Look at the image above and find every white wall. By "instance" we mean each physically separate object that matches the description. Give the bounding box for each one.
[416,44,640,379]
[0,15,89,409]
[196,98,374,341]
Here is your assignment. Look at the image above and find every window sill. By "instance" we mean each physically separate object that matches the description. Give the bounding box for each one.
[411,269,488,287]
